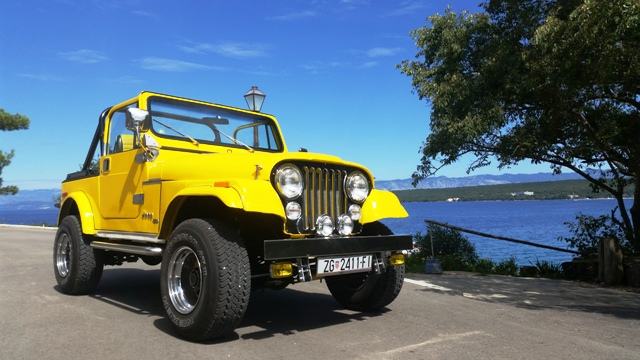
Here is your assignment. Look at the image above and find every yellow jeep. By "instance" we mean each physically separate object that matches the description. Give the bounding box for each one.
[53,90,410,340]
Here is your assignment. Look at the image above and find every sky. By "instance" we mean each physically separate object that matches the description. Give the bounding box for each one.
[0,0,551,190]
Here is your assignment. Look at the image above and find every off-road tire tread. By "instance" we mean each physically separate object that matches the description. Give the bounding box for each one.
[54,215,103,295]
[199,218,250,339]
[326,221,404,311]
[162,218,250,341]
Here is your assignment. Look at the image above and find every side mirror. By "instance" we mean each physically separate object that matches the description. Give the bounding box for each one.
[125,107,150,132]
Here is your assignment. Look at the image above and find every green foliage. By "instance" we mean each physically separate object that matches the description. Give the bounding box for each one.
[0,108,30,195]
[398,0,640,252]
[494,257,519,276]
[561,213,631,256]
[473,258,495,275]
[414,223,479,271]
[0,109,29,131]
[0,150,18,195]
[394,179,635,202]
[533,259,564,279]
[404,253,425,273]
[408,224,569,279]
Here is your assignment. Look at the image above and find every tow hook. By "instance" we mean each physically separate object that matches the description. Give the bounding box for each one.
[372,253,386,274]
[297,258,312,282]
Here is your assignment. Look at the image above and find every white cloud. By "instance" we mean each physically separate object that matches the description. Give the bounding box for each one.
[339,0,370,10]
[107,75,145,84]
[17,73,64,81]
[366,47,402,58]
[385,1,427,17]
[179,42,268,59]
[137,57,223,72]
[131,10,156,17]
[299,61,346,74]
[267,10,316,21]
[360,61,378,68]
[58,49,108,63]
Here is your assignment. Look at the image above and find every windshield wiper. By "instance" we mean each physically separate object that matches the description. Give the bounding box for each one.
[217,128,254,153]
[152,118,200,146]
[207,115,254,152]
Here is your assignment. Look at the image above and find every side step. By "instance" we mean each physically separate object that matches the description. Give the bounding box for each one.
[91,241,163,257]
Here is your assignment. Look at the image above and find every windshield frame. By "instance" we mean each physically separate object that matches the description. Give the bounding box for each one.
[145,95,285,153]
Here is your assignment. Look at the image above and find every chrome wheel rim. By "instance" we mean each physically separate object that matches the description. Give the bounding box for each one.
[55,233,72,277]
[167,246,202,315]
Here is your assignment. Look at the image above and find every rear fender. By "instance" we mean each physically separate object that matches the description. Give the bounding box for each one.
[58,192,98,235]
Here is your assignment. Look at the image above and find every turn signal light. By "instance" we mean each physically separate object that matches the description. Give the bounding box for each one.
[389,253,405,266]
[270,262,293,278]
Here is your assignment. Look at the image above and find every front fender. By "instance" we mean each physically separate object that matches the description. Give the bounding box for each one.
[167,180,285,219]
[171,185,244,209]
[360,189,408,225]
[59,191,98,235]
[230,180,285,218]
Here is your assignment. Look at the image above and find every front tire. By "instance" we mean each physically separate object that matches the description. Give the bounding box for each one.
[160,218,251,341]
[53,215,103,294]
[325,222,405,311]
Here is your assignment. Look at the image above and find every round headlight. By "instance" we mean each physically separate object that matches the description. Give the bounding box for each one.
[337,215,354,236]
[285,202,302,220]
[275,164,303,199]
[316,215,334,237]
[348,204,361,221]
[345,171,369,203]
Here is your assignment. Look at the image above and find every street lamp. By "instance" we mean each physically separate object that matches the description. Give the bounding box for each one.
[244,85,266,112]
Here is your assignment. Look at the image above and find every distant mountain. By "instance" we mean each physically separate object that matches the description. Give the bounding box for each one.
[376,172,584,191]
[0,172,587,208]
[0,188,58,210]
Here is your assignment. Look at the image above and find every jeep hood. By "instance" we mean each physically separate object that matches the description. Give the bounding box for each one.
[153,149,376,186]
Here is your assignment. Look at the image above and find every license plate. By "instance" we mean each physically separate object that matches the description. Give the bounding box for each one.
[317,255,372,276]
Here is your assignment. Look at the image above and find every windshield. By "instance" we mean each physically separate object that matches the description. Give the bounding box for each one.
[147,96,282,152]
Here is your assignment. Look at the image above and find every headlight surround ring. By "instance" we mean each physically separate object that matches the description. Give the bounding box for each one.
[345,171,370,203]
[275,164,304,199]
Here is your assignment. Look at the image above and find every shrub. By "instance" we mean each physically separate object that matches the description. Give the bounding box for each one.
[473,259,495,274]
[437,254,474,271]
[404,253,425,273]
[533,259,564,279]
[560,213,630,257]
[413,223,479,271]
[494,257,519,276]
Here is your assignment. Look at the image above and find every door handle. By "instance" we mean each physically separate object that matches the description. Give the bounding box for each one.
[102,157,111,174]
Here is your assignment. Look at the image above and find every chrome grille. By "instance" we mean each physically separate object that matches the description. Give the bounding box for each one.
[302,166,348,231]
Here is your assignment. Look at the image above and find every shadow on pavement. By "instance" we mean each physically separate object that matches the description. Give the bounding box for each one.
[408,272,640,319]
[85,267,384,342]
[238,288,385,340]
[89,268,164,316]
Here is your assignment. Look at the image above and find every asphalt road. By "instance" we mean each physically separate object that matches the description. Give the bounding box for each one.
[1,226,639,360]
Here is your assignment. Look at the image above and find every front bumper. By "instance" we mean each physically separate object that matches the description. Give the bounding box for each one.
[263,234,413,260]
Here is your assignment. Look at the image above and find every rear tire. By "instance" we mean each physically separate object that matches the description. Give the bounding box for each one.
[160,218,251,341]
[53,215,103,294]
[325,222,405,311]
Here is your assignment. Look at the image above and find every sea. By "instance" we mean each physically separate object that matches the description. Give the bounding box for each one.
[382,199,633,265]
[0,199,632,265]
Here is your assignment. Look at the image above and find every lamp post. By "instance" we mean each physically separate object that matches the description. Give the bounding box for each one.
[244,85,266,112]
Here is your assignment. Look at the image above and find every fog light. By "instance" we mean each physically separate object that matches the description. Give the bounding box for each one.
[348,204,361,221]
[270,262,293,278]
[285,202,302,220]
[337,215,354,236]
[316,215,334,237]
[389,253,405,266]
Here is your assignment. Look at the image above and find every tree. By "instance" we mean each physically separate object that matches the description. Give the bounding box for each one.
[0,108,30,195]
[399,0,640,252]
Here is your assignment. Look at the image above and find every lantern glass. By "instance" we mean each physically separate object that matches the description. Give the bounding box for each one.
[244,86,266,112]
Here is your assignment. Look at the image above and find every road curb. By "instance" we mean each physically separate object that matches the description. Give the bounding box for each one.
[0,224,57,231]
